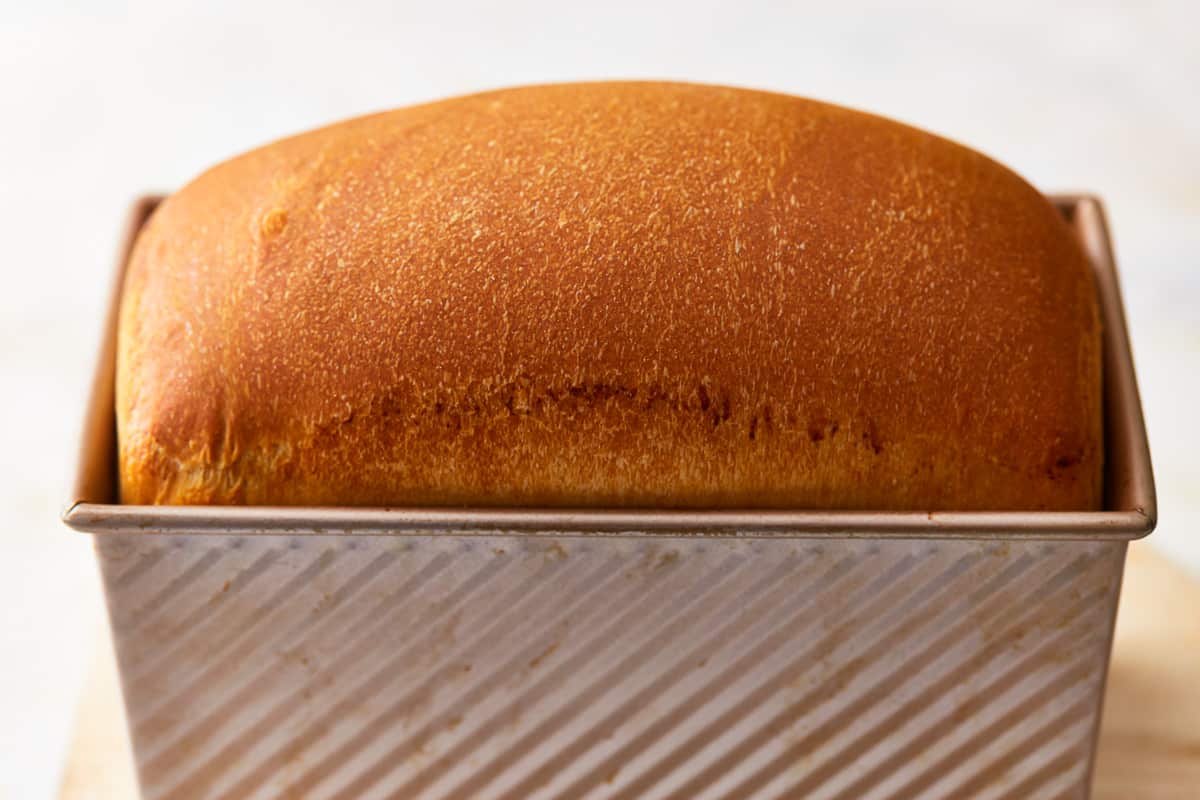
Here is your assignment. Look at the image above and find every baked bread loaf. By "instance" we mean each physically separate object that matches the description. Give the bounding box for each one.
[117,81,1102,509]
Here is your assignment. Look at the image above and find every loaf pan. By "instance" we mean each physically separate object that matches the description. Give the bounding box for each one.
[64,195,1155,800]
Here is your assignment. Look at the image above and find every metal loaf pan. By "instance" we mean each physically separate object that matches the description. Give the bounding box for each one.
[65,195,1155,800]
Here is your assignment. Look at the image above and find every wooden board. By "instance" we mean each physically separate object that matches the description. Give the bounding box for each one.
[1093,544,1200,798]
[60,543,1200,799]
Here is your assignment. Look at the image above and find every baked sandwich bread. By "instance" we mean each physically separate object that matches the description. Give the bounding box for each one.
[116,81,1102,509]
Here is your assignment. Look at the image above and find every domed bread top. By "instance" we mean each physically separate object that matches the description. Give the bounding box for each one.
[117,82,1102,509]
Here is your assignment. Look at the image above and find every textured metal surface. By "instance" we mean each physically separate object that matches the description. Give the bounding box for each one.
[97,534,1125,799]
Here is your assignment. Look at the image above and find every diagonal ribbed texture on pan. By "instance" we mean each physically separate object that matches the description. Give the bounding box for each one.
[95,535,1125,800]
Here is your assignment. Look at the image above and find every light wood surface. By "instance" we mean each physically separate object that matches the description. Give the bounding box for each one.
[1093,544,1200,799]
[57,620,137,800]
[59,543,1200,799]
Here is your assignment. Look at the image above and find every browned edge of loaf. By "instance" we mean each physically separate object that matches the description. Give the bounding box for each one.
[116,81,1102,510]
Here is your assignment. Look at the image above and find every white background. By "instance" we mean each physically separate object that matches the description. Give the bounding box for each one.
[1,1,1197,797]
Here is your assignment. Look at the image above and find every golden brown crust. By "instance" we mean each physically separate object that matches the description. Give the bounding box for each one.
[116,82,1102,509]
